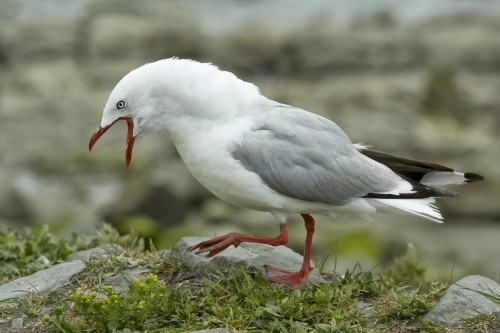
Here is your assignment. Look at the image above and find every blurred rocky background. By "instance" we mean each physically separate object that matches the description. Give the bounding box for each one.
[0,0,498,280]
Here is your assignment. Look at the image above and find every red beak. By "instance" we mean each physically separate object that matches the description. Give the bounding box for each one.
[89,117,135,167]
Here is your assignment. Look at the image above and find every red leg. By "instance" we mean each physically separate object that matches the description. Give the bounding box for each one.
[188,223,288,257]
[265,214,316,288]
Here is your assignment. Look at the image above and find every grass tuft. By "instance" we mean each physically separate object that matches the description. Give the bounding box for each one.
[42,259,446,332]
[0,225,87,284]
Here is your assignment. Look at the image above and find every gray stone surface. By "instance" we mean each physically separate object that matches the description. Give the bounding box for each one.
[355,301,376,317]
[0,260,85,306]
[355,301,377,327]
[11,318,23,329]
[101,266,150,293]
[173,236,325,284]
[426,275,500,325]
[0,244,125,306]
[65,243,124,262]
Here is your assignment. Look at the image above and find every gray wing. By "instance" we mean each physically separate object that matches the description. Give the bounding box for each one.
[232,105,402,205]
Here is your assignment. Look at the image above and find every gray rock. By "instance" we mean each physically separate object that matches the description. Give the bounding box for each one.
[355,301,377,327]
[426,275,500,325]
[0,260,85,306]
[65,243,124,262]
[40,307,52,316]
[355,301,376,316]
[11,318,23,329]
[173,236,325,285]
[101,266,150,293]
[0,244,125,306]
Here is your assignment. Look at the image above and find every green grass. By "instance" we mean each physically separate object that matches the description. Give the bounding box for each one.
[0,225,86,284]
[0,225,498,333]
[459,286,500,305]
[43,265,445,333]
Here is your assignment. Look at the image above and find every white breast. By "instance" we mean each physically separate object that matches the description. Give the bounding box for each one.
[173,119,281,211]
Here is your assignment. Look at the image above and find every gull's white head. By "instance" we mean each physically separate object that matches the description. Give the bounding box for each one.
[89,58,262,166]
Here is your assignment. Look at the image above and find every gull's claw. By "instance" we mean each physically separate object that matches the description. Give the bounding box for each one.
[265,265,313,289]
[188,229,288,258]
[188,233,244,257]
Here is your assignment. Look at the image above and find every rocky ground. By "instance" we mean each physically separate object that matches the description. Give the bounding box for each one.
[0,0,499,280]
[0,241,498,332]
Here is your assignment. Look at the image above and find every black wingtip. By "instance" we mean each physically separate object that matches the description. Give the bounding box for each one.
[464,172,485,183]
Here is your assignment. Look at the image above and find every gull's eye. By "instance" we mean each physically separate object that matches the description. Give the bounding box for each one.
[116,100,126,110]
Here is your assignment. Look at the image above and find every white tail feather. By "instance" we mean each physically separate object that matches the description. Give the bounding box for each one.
[421,171,467,186]
[374,198,443,223]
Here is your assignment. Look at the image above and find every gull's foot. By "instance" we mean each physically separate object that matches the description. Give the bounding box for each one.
[188,228,289,258]
[188,233,247,257]
[264,265,313,288]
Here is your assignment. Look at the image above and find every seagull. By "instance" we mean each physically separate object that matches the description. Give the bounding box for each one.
[89,58,483,288]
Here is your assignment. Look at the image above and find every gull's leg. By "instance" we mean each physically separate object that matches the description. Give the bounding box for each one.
[188,223,288,257]
[265,214,315,288]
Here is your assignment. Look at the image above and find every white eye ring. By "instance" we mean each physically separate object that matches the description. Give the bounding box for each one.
[116,100,126,109]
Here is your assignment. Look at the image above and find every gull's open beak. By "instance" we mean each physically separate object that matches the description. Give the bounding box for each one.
[89,116,135,167]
